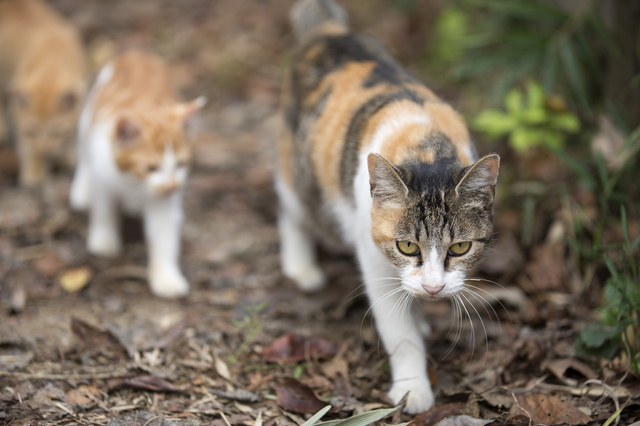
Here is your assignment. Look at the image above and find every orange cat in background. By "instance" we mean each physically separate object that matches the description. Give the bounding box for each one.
[0,0,87,187]
[70,51,205,298]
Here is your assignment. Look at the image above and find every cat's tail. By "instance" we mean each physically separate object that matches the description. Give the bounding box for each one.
[290,0,348,44]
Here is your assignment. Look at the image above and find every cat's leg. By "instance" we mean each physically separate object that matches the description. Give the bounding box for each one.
[360,247,434,414]
[87,187,122,257]
[143,193,189,298]
[275,176,326,292]
[70,158,91,211]
[17,139,47,187]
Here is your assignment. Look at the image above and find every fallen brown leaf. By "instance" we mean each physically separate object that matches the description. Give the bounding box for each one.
[413,402,465,426]
[107,375,182,393]
[276,378,328,414]
[509,393,591,425]
[542,358,598,382]
[260,332,338,363]
[64,389,92,407]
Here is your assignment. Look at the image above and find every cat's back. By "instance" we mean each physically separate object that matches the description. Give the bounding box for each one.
[92,52,178,122]
[281,0,474,207]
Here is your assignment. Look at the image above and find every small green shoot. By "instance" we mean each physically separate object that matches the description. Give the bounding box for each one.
[473,80,580,152]
[228,302,268,364]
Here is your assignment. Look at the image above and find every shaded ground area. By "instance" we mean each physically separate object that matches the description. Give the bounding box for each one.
[1,1,639,425]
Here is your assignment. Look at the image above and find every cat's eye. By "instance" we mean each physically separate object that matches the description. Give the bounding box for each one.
[448,242,471,256]
[397,241,419,256]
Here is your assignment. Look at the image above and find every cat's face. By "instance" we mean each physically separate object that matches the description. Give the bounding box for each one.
[111,97,205,196]
[368,152,499,299]
[10,85,83,157]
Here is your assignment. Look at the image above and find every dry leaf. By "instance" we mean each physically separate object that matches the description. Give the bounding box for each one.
[542,358,597,382]
[64,389,92,407]
[413,402,465,426]
[260,333,338,363]
[509,394,591,425]
[276,378,328,414]
[433,416,492,426]
[59,267,92,293]
[107,375,182,393]
[215,356,231,381]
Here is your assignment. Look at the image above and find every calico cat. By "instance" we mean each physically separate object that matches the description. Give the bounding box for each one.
[277,0,500,414]
[70,51,205,298]
[0,0,86,187]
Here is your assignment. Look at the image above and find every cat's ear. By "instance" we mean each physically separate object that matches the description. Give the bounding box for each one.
[368,153,409,205]
[455,154,500,206]
[113,117,140,148]
[172,96,207,132]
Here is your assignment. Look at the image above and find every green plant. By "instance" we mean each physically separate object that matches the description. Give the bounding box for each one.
[575,205,640,374]
[473,80,579,152]
[449,0,612,110]
[228,302,268,363]
[560,126,640,374]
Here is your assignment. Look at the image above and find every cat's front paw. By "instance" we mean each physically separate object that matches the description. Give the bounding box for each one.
[388,378,434,414]
[88,228,122,257]
[285,265,326,293]
[149,268,189,298]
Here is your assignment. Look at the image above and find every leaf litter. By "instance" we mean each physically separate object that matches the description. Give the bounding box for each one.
[0,0,638,425]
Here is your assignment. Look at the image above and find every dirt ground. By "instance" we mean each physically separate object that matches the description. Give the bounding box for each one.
[1,1,639,425]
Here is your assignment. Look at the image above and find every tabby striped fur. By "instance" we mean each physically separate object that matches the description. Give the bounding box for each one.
[277,0,500,414]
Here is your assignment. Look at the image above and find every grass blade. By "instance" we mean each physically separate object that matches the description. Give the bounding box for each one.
[316,406,400,426]
[301,406,332,426]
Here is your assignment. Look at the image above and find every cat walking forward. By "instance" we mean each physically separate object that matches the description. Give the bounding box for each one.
[277,0,500,413]
[70,51,205,298]
[0,0,86,187]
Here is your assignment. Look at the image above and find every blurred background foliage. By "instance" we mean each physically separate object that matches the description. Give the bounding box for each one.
[378,0,640,374]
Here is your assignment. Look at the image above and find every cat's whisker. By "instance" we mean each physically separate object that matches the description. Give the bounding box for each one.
[342,280,401,306]
[460,291,489,373]
[462,287,502,331]
[361,286,405,344]
[463,282,514,325]
[457,293,476,364]
[442,295,462,360]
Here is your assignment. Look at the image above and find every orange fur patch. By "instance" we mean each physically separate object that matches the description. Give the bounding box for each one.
[90,51,195,178]
[0,0,86,184]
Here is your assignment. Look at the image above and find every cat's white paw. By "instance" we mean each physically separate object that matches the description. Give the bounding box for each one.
[149,268,189,298]
[388,378,434,414]
[88,228,122,257]
[285,265,326,293]
[70,178,91,211]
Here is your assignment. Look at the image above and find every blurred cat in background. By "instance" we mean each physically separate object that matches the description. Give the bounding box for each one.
[277,0,500,413]
[0,0,86,187]
[70,51,205,298]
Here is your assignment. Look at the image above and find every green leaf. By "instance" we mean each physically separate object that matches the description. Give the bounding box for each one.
[579,323,618,348]
[510,127,541,152]
[301,406,333,426]
[621,205,630,246]
[526,80,545,110]
[504,88,524,114]
[549,112,580,133]
[575,335,619,360]
[316,407,400,426]
[542,43,559,92]
[520,108,547,125]
[472,110,517,136]
[559,39,590,110]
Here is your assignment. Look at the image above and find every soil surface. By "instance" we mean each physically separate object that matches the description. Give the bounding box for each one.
[1,1,638,425]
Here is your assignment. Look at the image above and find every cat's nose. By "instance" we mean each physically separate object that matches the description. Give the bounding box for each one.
[423,285,443,295]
